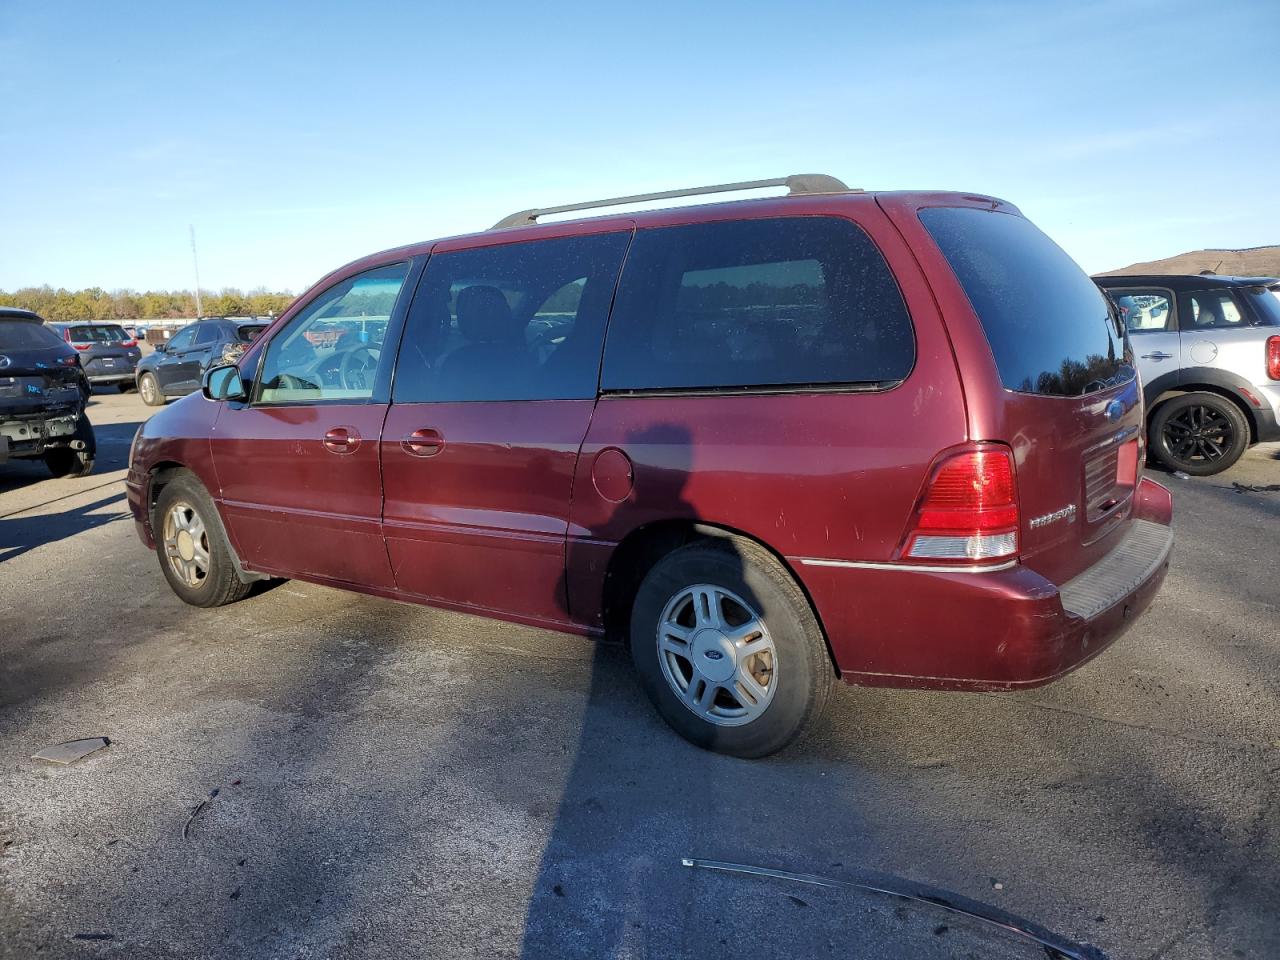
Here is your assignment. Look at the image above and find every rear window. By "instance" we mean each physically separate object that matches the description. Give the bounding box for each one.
[920,207,1133,397]
[66,324,130,342]
[1,321,65,350]
[601,216,914,392]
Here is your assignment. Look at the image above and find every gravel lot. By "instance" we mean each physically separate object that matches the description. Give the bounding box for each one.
[1,389,1277,959]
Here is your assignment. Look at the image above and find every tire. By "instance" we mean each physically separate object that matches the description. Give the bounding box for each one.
[139,373,165,406]
[43,415,95,478]
[1150,392,1249,476]
[153,473,253,607]
[630,536,833,758]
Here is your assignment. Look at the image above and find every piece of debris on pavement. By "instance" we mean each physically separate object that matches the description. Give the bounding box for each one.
[682,858,1108,960]
[32,737,111,765]
[183,788,221,840]
[1172,471,1191,480]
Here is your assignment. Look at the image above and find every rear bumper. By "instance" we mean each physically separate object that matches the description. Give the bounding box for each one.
[792,479,1174,691]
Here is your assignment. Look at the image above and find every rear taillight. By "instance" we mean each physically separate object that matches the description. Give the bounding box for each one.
[904,447,1019,564]
[121,339,138,348]
[72,342,91,351]
[1267,336,1280,380]
[62,328,73,342]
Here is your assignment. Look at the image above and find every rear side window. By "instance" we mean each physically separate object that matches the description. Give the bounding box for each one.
[921,208,1132,397]
[194,325,222,346]
[1183,290,1247,329]
[602,217,914,392]
[394,231,631,402]
[237,324,267,342]
[1246,286,1280,326]
[0,321,64,350]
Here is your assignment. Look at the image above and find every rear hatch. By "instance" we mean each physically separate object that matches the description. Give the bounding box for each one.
[0,321,85,416]
[917,205,1143,585]
[62,323,140,374]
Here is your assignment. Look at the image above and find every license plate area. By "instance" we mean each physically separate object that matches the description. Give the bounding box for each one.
[1083,429,1140,524]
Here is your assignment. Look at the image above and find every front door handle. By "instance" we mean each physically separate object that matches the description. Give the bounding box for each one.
[323,426,361,455]
[401,428,444,457]
[1140,351,1175,360]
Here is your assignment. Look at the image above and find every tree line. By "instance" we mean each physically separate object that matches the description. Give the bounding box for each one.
[0,285,297,321]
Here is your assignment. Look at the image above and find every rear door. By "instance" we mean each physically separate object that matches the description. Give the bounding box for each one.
[210,262,413,586]
[1177,286,1268,380]
[380,228,631,625]
[900,200,1143,585]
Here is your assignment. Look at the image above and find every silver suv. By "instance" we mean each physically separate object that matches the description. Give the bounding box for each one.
[1096,274,1280,475]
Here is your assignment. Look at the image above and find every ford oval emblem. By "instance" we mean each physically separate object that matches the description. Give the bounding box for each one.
[1105,399,1125,422]
[704,649,725,661]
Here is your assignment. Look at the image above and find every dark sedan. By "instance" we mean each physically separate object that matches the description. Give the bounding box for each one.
[135,318,268,406]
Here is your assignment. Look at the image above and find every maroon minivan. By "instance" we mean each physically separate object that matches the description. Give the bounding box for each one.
[127,175,1173,757]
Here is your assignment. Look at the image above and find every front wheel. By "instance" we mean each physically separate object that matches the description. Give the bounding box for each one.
[154,474,253,607]
[1150,392,1249,476]
[139,373,165,406]
[630,537,833,758]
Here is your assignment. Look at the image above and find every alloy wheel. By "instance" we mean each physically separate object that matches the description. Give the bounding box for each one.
[162,501,210,589]
[656,584,777,727]
[1162,403,1234,466]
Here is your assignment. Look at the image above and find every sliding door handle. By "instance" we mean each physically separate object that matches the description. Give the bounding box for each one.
[401,428,444,457]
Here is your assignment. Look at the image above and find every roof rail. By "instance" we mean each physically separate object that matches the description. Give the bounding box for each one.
[491,173,854,230]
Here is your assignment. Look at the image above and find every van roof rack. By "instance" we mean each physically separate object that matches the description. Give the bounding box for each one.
[491,173,854,230]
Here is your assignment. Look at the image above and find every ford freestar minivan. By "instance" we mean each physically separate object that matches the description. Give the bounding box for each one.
[127,175,1174,757]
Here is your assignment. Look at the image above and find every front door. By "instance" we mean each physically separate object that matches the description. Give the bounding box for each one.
[1111,286,1180,390]
[153,324,198,393]
[210,261,414,587]
[380,228,631,625]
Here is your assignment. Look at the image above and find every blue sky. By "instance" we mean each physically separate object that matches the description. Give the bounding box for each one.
[2,0,1277,293]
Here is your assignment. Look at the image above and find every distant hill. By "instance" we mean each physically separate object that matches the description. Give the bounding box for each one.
[1097,245,1280,278]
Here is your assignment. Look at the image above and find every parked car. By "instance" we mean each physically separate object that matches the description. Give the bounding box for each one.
[0,307,95,477]
[134,317,269,406]
[1096,274,1280,475]
[127,175,1174,756]
[46,321,143,391]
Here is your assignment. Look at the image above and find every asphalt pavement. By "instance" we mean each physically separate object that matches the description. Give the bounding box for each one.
[1,389,1277,959]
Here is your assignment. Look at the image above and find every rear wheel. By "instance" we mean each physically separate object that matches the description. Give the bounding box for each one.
[1150,392,1248,476]
[139,373,164,406]
[154,474,253,607]
[629,536,832,758]
[43,415,95,478]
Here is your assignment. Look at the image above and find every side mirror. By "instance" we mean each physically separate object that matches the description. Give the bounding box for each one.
[153,341,167,353]
[202,364,247,402]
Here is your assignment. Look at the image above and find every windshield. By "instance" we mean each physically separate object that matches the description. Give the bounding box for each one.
[920,207,1134,397]
[64,324,130,342]
[0,320,66,351]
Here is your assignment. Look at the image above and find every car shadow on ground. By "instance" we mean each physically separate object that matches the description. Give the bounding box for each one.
[0,419,142,558]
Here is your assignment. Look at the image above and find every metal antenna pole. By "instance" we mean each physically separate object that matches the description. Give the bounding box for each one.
[189,224,204,319]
